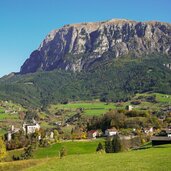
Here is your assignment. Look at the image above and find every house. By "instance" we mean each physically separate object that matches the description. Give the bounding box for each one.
[105,128,118,136]
[23,119,40,134]
[126,105,133,111]
[87,130,98,139]
[143,127,153,134]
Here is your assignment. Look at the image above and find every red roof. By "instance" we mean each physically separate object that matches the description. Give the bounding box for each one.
[88,130,98,134]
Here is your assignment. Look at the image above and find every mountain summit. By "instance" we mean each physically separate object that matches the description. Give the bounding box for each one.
[20,19,171,74]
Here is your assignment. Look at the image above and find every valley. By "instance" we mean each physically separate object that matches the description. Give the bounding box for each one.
[0,15,171,171]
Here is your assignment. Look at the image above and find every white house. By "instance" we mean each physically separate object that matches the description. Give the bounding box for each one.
[105,128,118,136]
[23,120,40,134]
[128,105,133,111]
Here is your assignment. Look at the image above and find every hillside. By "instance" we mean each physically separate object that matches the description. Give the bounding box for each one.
[0,19,171,108]
[0,100,25,135]
[0,55,171,108]
[0,144,171,171]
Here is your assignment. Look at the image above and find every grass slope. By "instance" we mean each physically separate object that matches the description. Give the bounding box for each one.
[26,145,171,171]
[33,140,102,159]
[1,144,170,171]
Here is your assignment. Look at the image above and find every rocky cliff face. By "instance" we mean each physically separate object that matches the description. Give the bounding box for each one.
[20,19,171,74]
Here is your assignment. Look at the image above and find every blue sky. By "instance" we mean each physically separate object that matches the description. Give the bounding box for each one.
[0,0,171,77]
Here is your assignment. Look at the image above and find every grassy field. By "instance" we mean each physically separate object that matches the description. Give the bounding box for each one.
[1,144,171,171]
[49,101,117,116]
[0,113,19,120]
[33,140,102,159]
[136,93,171,103]
[5,140,103,161]
[48,92,171,118]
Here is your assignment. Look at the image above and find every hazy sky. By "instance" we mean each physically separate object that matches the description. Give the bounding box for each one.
[0,0,171,77]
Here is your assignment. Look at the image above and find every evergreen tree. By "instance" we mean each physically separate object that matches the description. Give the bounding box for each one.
[21,145,33,159]
[112,135,123,153]
[59,147,67,158]
[96,142,104,152]
[54,130,59,142]
[105,135,123,153]
[105,138,113,153]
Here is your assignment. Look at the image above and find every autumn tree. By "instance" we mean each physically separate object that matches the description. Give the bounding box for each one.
[54,130,59,142]
[0,137,7,160]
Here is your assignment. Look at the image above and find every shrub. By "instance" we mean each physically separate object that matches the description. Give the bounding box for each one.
[59,147,67,158]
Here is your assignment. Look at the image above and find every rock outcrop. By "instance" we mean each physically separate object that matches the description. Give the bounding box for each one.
[20,19,171,74]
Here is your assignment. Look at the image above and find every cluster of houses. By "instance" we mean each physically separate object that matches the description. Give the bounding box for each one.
[88,127,132,139]
[87,126,156,140]
[87,128,118,139]
[7,119,41,141]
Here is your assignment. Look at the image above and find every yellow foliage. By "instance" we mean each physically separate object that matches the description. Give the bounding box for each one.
[0,137,7,160]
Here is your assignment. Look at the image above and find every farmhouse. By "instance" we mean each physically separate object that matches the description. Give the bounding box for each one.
[126,105,133,111]
[23,120,40,134]
[105,128,118,136]
[143,127,153,135]
[87,130,99,139]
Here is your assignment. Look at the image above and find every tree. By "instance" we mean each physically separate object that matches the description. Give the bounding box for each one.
[105,138,113,153]
[0,137,7,160]
[24,110,39,121]
[59,147,67,158]
[31,129,40,149]
[54,130,59,142]
[21,145,33,159]
[96,142,104,152]
[105,135,123,153]
[112,135,123,153]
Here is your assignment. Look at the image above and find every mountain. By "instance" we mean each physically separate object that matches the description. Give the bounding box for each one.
[0,19,171,108]
[20,19,171,74]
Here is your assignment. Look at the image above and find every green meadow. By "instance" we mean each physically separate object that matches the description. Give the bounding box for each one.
[33,140,102,159]
[49,101,117,116]
[48,92,171,117]
[1,144,171,171]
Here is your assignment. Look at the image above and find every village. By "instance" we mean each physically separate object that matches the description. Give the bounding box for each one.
[0,94,171,162]
[3,104,171,151]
